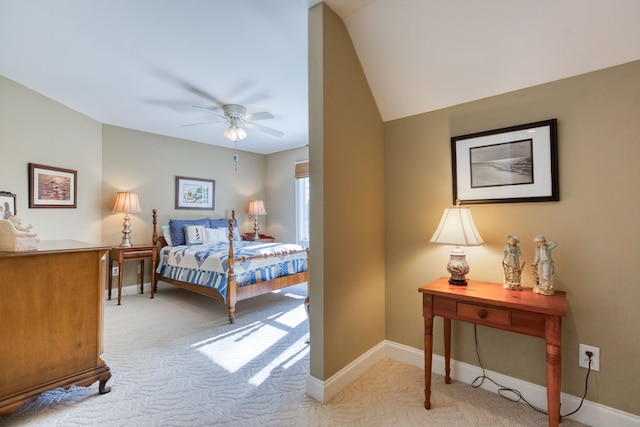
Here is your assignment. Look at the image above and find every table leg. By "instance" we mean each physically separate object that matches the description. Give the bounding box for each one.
[117,261,123,305]
[107,261,113,300]
[423,294,433,409]
[444,317,452,384]
[545,315,562,427]
[150,249,156,299]
[139,260,144,294]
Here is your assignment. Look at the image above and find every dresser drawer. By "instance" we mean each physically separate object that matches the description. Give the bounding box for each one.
[457,302,511,327]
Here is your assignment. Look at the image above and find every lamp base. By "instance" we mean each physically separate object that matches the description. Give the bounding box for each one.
[448,276,468,286]
[447,247,470,286]
[119,213,133,247]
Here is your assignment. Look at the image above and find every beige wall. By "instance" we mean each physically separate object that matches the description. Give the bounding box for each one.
[385,60,640,414]
[266,146,308,243]
[102,125,275,285]
[309,3,386,379]
[0,76,103,243]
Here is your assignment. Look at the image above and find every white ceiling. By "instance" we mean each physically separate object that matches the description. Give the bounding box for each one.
[2,0,640,154]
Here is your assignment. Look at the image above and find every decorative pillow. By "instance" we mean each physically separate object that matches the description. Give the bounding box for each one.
[204,227,229,244]
[184,225,205,245]
[169,218,209,246]
[209,218,241,241]
[161,225,173,246]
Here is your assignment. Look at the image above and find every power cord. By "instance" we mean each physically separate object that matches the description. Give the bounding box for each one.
[470,324,592,419]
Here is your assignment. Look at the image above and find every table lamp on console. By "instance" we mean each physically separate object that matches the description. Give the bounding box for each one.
[112,192,142,247]
[248,200,267,241]
[429,201,483,285]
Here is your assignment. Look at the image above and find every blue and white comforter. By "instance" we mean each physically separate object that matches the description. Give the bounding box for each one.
[156,241,308,300]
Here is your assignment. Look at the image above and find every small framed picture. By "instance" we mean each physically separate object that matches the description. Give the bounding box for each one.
[175,176,215,210]
[29,163,77,208]
[0,191,17,218]
[451,119,559,204]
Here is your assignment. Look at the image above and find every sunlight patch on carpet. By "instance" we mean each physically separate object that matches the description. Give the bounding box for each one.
[196,322,287,373]
[249,334,310,386]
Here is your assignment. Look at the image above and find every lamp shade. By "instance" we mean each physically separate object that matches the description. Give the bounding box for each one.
[112,192,142,214]
[223,125,247,141]
[248,200,267,216]
[430,206,483,246]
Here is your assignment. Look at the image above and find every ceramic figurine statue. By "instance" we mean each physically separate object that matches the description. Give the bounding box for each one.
[502,234,525,290]
[532,235,557,295]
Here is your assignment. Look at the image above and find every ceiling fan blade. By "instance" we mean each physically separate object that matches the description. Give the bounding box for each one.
[181,120,226,127]
[243,121,284,137]
[182,84,225,107]
[243,111,274,121]
[192,105,227,120]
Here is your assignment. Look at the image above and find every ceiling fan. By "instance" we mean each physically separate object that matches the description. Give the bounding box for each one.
[182,104,284,141]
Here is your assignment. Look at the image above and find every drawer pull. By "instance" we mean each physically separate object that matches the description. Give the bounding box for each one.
[477,309,488,319]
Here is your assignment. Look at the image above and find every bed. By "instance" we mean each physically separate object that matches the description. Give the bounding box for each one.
[152,209,309,323]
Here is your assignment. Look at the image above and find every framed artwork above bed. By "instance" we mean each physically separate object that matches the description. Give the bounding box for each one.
[175,176,215,210]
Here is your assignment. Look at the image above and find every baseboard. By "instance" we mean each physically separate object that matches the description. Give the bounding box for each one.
[305,341,386,403]
[307,340,640,427]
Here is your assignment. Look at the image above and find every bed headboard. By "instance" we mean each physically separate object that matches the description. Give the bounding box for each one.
[151,209,236,249]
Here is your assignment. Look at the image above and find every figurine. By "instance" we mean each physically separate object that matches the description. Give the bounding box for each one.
[532,235,557,295]
[502,234,524,290]
[8,215,34,232]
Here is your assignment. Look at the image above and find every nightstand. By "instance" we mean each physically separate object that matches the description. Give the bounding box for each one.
[108,244,157,305]
[241,233,275,243]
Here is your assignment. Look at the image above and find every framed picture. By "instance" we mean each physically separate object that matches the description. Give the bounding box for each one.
[29,163,77,208]
[0,191,17,218]
[451,119,558,204]
[175,176,215,210]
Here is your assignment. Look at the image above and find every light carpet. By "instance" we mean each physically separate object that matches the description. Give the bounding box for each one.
[1,283,587,426]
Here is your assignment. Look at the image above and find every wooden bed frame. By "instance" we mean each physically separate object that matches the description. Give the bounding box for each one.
[151,209,309,323]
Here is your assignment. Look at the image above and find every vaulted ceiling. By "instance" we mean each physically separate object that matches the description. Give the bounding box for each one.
[2,0,639,154]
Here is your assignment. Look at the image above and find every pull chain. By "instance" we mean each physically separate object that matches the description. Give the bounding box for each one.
[233,140,239,172]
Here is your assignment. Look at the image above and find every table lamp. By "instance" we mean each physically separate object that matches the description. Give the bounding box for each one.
[248,200,267,240]
[429,202,483,285]
[113,192,142,247]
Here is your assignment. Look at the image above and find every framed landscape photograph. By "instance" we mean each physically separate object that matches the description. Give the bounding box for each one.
[175,176,215,210]
[451,119,558,204]
[29,163,77,208]
[0,191,17,218]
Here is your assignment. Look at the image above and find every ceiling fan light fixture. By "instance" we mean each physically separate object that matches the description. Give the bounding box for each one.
[223,124,247,141]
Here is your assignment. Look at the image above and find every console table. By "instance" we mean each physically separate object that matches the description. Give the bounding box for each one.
[419,277,567,427]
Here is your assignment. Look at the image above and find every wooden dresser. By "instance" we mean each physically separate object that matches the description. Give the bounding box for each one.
[0,240,112,416]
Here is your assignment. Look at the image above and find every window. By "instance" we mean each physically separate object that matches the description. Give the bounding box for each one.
[295,162,309,247]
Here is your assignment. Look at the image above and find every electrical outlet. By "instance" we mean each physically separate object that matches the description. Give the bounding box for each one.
[111,266,119,276]
[579,344,600,371]
[137,264,141,274]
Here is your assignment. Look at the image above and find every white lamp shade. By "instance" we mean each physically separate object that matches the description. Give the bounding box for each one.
[112,192,142,214]
[223,125,247,141]
[248,200,267,216]
[430,206,483,246]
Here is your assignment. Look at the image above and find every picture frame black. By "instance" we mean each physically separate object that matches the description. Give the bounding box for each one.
[0,191,17,218]
[29,163,77,208]
[175,176,215,210]
[451,119,558,204]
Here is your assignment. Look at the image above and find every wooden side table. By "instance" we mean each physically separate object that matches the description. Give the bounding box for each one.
[419,277,567,427]
[108,244,157,305]
[241,233,275,243]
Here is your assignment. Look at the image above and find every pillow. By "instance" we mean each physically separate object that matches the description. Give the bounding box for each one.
[161,225,173,246]
[184,225,205,245]
[209,218,241,241]
[169,218,209,246]
[204,227,229,244]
